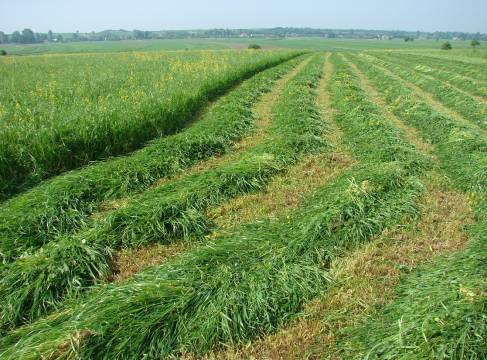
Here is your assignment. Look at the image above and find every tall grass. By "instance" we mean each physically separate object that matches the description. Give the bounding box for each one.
[0,54,429,358]
[0,50,301,198]
[0,54,326,329]
[0,55,303,263]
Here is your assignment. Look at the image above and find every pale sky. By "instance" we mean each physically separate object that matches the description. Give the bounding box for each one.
[1,0,486,34]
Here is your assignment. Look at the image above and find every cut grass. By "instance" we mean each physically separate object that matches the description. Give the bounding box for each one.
[0,54,327,329]
[336,215,486,359]
[0,53,429,359]
[366,52,487,131]
[112,59,314,281]
[0,54,304,263]
[0,50,303,198]
[399,52,487,82]
[204,173,474,359]
[379,52,487,101]
[342,51,487,359]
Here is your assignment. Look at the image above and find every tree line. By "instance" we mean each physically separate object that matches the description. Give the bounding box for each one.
[1,27,486,45]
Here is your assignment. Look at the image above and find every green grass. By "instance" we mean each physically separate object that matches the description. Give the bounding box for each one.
[0,54,303,263]
[0,54,326,329]
[0,46,485,358]
[0,50,299,198]
[366,52,487,130]
[0,53,430,358]
[375,52,487,99]
[1,38,481,56]
[338,51,487,359]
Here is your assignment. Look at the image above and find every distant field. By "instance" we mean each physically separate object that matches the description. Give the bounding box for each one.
[0,46,485,359]
[1,37,483,55]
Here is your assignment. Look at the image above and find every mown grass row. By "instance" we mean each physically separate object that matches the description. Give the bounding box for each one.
[0,54,430,359]
[403,52,487,82]
[367,52,487,130]
[0,55,304,263]
[378,52,487,99]
[342,52,487,358]
[338,221,487,359]
[0,51,302,199]
[0,55,326,329]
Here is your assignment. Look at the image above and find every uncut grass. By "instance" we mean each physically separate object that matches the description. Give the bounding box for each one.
[0,55,327,329]
[344,52,487,359]
[377,52,487,100]
[0,50,302,198]
[0,54,429,359]
[367,52,487,130]
[0,55,304,263]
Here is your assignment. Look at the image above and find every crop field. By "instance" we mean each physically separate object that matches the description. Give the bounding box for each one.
[0,46,485,359]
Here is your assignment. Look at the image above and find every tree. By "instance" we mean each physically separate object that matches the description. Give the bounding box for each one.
[471,39,480,48]
[48,30,53,41]
[11,30,22,43]
[21,28,36,43]
[0,49,7,56]
[404,36,414,42]
[441,41,452,50]
[248,44,261,49]
[0,31,6,44]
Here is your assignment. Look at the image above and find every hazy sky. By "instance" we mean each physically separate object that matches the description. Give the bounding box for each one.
[1,0,486,34]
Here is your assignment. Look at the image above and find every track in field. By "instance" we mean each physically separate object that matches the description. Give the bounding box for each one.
[0,50,485,359]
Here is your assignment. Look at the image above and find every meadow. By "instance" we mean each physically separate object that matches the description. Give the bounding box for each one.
[0,40,485,359]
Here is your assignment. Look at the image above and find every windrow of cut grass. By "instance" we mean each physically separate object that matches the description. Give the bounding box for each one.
[376,52,487,100]
[0,55,326,329]
[346,53,486,194]
[0,54,429,359]
[0,55,304,263]
[337,220,487,359]
[367,52,487,131]
[0,50,301,198]
[342,52,487,358]
[403,52,487,82]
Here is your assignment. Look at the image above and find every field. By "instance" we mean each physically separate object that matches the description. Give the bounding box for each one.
[0,41,486,359]
[3,37,486,55]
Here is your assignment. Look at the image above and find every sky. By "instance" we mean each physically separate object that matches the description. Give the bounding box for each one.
[1,0,486,34]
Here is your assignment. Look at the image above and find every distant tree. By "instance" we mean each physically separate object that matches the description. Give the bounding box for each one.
[0,31,6,44]
[21,28,36,43]
[404,36,414,42]
[11,30,22,43]
[133,30,147,40]
[47,30,53,41]
[0,49,6,56]
[248,43,261,49]
[441,41,452,50]
[471,39,480,48]
[57,34,64,42]
[36,32,47,42]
